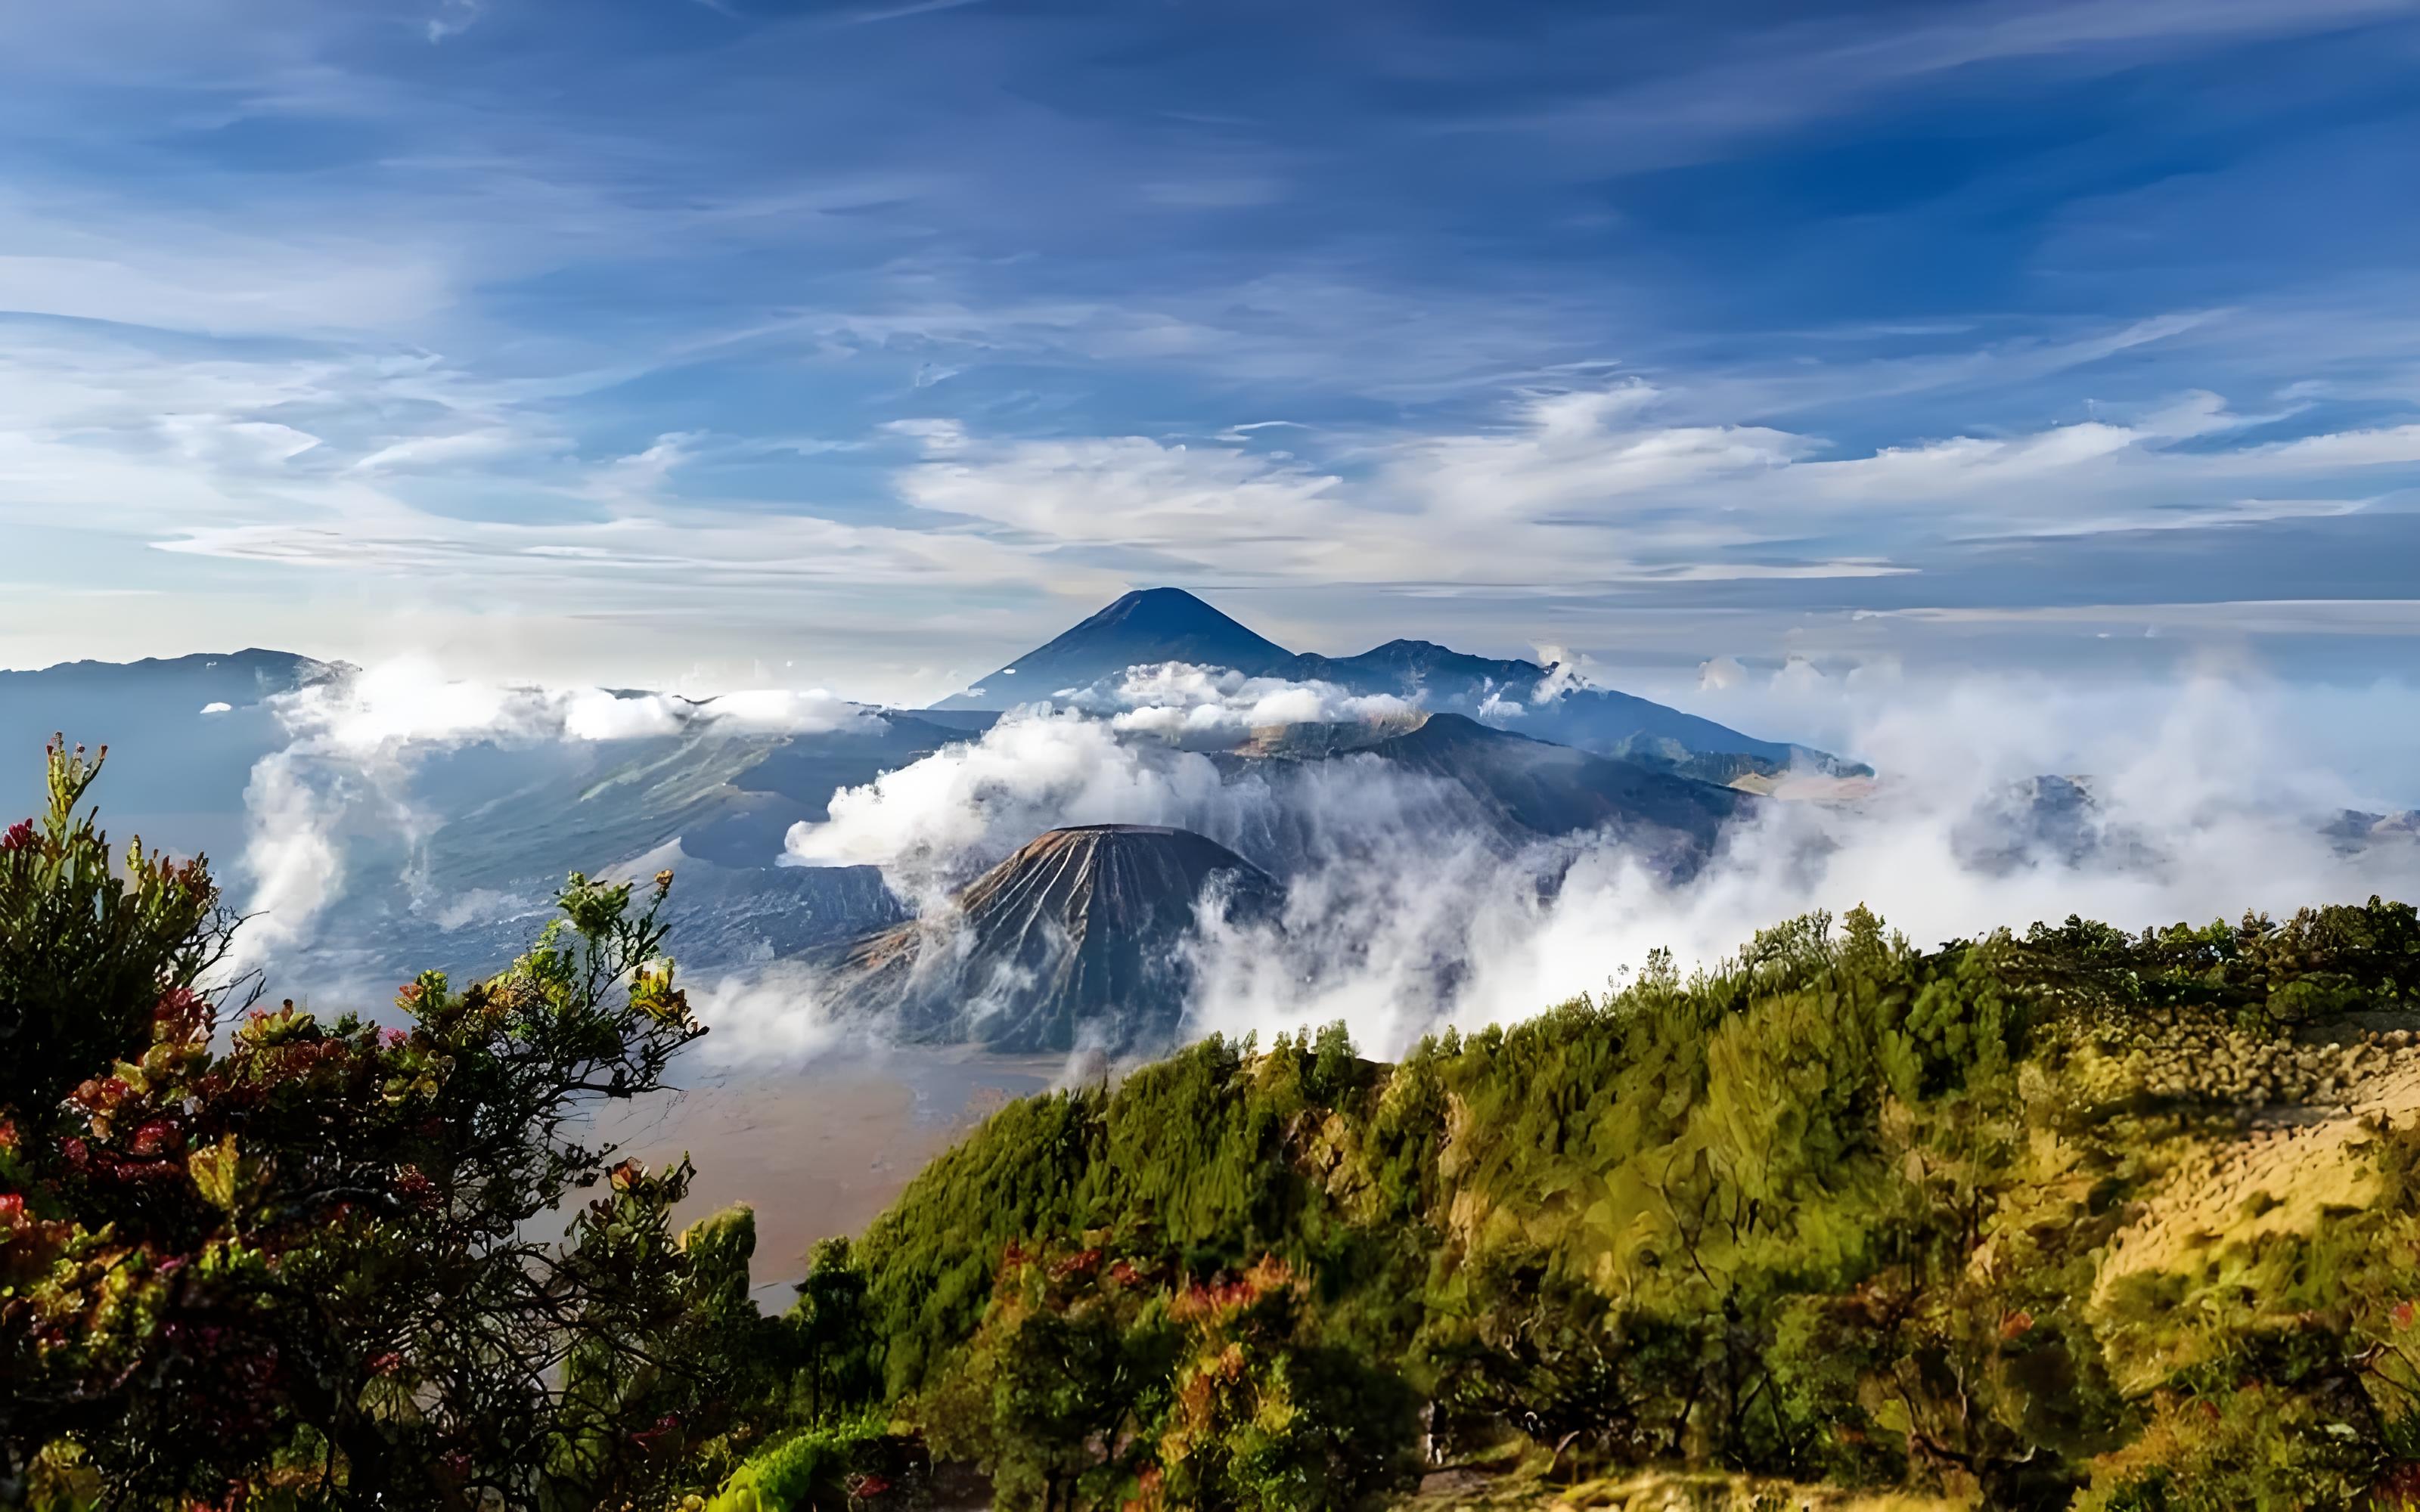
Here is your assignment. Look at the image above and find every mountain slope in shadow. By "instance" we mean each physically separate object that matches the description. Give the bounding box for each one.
[820,824,1280,1054]
[932,588,1292,708]
[1205,711,1751,881]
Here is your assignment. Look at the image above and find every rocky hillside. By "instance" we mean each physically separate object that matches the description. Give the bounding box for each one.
[819,823,1280,1052]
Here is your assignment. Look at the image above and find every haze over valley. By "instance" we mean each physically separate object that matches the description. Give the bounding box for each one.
[9,586,2420,1292]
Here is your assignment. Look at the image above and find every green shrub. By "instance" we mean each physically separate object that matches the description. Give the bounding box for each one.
[704,1417,890,1512]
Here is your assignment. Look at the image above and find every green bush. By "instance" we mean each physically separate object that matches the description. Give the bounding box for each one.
[703,1418,892,1512]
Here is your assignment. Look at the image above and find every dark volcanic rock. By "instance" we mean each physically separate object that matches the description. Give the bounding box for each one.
[823,824,1279,1054]
[1953,774,2162,875]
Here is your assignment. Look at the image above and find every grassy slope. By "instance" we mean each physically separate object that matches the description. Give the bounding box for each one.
[837,901,2420,1507]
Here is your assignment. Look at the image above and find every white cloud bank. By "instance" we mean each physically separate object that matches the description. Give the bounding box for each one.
[1074,662,1419,748]
[199,649,2420,1077]
[758,671,2420,1064]
[880,378,2418,594]
[1195,675,2420,1055]
[229,661,875,969]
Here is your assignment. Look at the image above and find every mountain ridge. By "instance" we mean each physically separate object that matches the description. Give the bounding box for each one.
[931,586,1863,778]
[1211,711,1750,881]
[0,647,345,704]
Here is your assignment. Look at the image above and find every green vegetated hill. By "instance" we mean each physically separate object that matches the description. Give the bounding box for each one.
[20,733,2420,1511]
[783,897,2420,1510]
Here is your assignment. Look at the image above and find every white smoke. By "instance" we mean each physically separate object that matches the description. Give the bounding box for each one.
[693,689,876,736]
[1193,671,2420,1056]
[780,697,1505,906]
[783,711,1247,910]
[265,661,872,754]
[1062,662,1418,749]
[1698,655,1748,691]
[776,663,1442,919]
[232,751,349,972]
[211,649,2420,1068]
[763,669,2420,1063]
[1528,643,1601,705]
[687,961,856,1066]
[1475,643,1601,723]
[229,659,876,969]
[1185,826,1528,1059]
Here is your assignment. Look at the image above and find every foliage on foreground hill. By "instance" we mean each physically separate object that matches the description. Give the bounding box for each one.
[846,898,2420,1508]
[1,742,790,1507]
[14,738,2420,1509]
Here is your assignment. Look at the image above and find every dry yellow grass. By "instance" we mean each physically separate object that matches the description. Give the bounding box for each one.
[1399,1467,1969,1511]
[2091,1044,2420,1306]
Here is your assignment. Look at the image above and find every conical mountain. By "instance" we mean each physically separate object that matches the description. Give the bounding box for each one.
[930,587,1860,777]
[823,823,1278,1052]
[932,588,1292,708]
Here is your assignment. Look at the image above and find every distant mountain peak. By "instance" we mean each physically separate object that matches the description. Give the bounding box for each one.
[1059,587,1273,643]
[933,587,1293,709]
[1095,585,1221,615]
[925,590,1857,779]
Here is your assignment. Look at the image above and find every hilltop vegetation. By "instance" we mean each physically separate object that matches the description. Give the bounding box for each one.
[11,738,2420,1508]
[834,897,2420,1509]
[1,743,794,1509]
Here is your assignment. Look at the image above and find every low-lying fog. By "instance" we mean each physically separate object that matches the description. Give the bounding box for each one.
[19,653,2420,1288]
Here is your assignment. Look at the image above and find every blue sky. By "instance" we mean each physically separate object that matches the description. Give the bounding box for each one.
[2,0,2417,700]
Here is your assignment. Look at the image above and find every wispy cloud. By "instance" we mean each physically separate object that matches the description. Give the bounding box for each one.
[835,0,987,25]
[426,0,482,43]
[1448,0,2415,171]
[886,376,2420,589]
[0,0,2411,683]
